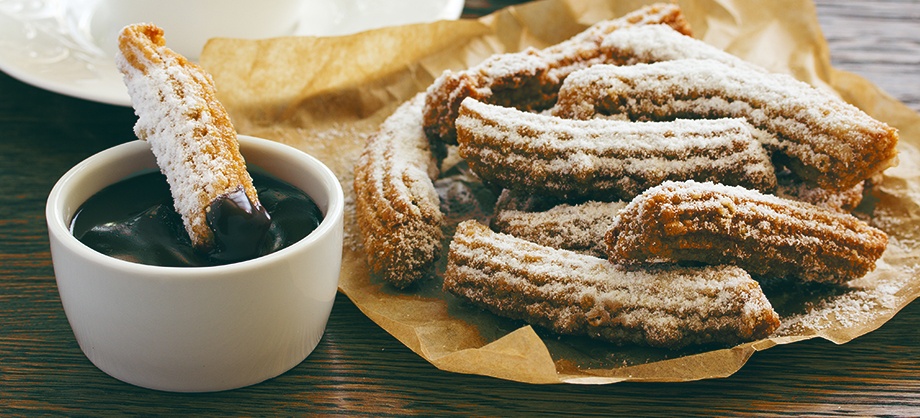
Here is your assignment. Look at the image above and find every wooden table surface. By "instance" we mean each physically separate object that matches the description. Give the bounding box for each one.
[2,0,918,415]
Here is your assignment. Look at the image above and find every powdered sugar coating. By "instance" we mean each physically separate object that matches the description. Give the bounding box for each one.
[444,220,781,348]
[777,254,916,336]
[553,59,900,191]
[115,24,257,249]
[422,2,692,145]
[353,94,444,288]
[456,97,777,200]
[492,200,627,257]
[599,24,763,71]
[605,180,889,283]
[776,176,865,213]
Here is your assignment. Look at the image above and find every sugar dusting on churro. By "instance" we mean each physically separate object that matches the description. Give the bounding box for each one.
[115,23,270,261]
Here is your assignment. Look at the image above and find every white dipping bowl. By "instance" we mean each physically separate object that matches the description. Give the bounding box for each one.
[46,135,344,392]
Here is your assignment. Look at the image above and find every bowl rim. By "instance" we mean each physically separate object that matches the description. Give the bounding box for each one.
[46,135,345,278]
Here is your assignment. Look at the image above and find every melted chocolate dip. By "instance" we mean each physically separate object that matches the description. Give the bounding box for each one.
[70,170,323,267]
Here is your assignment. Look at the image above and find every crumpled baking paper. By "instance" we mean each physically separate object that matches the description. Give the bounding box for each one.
[200,0,920,384]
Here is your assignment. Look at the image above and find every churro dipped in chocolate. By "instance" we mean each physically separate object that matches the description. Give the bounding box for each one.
[605,181,888,283]
[456,98,777,200]
[445,220,781,348]
[553,59,899,191]
[115,23,270,261]
[422,2,691,147]
[354,94,444,288]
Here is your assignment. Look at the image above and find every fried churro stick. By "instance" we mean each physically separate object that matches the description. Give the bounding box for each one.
[422,3,691,147]
[491,199,627,257]
[445,220,781,348]
[605,181,888,283]
[353,94,444,289]
[553,60,900,191]
[456,97,777,200]
[115,23,267,252]
[598,24,764,71]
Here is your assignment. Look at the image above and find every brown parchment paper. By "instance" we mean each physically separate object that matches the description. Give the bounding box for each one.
[200,0,920,384]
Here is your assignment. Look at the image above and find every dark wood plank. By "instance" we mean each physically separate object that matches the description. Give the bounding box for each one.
[815,0,920,111]
[1,0,918,415]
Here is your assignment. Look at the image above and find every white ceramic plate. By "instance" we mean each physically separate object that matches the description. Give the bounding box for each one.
[0,0,465,106]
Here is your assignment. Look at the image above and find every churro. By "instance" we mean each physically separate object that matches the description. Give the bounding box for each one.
[492,199,627,257]
[422,2,691,147]
[115,23,268,254]
[599,24,764,70]
[605,180,888,283]
[456,97,777,200]
[354,94,444,288]
[553,59,899,190]
[445,220,781,348]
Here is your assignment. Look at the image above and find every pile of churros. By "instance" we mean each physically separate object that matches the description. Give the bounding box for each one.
[353,3,898,348]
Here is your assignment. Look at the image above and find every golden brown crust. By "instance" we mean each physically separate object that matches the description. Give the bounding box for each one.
[422,2,692,147]
[456,97,778,200]
[605,180,888,283]
[491,199,627,257]
[553,60,900,191]
[353,94,444,288]
[355,1,892,351]
[445,220,781,348]
[115,23,257,250]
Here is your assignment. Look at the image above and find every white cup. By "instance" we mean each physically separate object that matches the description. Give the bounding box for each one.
[46,136,344,392]
[88,0,306,59]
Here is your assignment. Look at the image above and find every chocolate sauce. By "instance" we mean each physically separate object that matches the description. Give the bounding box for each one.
[70,170,323,267]
[205,186,273,264]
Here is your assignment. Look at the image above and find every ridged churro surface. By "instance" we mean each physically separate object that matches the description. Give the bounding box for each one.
[553,60,899,190]
[598,24,764,70]
[422,2,691,146]
[605,181,888,283]
[353,94,444,288]
[445,220,781,348]
[115,23,259,250]
[456,98,777,200]
[492,199,627,257]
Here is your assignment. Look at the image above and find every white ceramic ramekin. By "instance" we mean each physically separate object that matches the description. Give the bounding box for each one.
[46,135,344,392]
